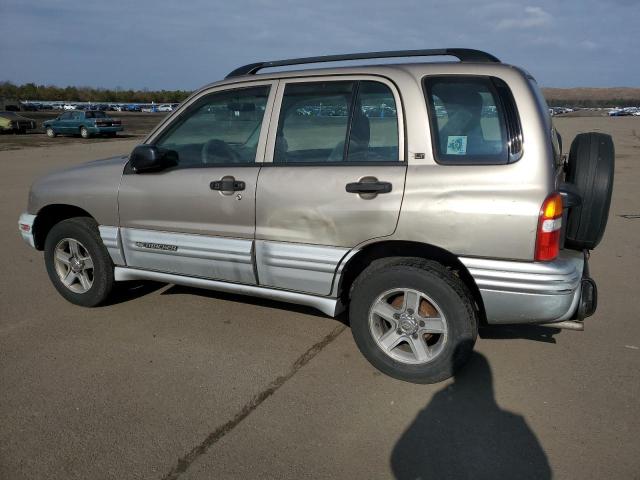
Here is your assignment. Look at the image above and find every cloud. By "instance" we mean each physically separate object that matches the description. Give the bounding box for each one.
[0,0,637,88]
[495,6,552,30]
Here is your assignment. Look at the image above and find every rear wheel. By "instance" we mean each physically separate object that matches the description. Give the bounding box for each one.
[44,217,114,307]
[46,127,56,138]
[80,126,90,139]
[349,258,478,384]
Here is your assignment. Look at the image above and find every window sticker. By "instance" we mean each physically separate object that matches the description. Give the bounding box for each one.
[446,135,467,155]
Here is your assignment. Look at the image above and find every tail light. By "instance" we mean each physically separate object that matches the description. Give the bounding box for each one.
[535,193,563,261]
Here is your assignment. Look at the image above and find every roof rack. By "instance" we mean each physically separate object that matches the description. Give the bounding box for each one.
[226,48,500,78]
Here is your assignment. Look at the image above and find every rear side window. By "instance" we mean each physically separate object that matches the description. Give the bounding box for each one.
[274,80,399,164]
[424,76,521,165]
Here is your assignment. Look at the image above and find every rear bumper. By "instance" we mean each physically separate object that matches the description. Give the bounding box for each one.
[460,250,592,324]
[88,125,123,133]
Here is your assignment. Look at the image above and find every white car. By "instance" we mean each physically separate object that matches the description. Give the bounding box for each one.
[157,104,173,112]
[63,104,76,111]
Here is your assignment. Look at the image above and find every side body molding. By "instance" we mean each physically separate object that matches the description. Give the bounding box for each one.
[254,240,349,296]
[98,226,126,265]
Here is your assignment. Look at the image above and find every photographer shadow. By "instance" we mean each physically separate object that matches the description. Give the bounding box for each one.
[391,351,551,479]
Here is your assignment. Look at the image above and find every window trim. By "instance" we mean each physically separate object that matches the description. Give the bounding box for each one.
[138,80,279,171]
[423,74,523,166]
[263,74,405,166]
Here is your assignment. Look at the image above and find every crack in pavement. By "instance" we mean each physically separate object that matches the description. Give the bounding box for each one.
[160,324,347,480]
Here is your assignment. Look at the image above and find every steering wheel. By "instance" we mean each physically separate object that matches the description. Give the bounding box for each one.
[201,139,242,164]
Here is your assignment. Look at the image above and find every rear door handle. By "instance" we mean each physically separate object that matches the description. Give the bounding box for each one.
[210,178,245,191]
[346,181,392,194]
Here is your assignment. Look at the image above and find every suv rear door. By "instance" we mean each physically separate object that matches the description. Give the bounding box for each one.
[254,76,406,295]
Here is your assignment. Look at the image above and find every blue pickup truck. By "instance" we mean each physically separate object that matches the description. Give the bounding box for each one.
[44,111,123,138]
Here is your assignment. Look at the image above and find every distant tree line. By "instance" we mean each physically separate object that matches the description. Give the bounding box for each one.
[0,81,192,104]
[2,81,639,108]
[545,98,640,108]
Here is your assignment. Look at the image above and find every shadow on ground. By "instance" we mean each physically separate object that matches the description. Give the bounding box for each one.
[101,280,167,306]
[479,324,561,344]
[391,351,551,479]
[161,284,350,324]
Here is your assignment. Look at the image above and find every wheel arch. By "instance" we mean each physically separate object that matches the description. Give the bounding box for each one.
[336,240,486,323]
[33,204,94,250]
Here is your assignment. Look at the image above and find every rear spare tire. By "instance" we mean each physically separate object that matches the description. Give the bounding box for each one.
[565,132,614,250]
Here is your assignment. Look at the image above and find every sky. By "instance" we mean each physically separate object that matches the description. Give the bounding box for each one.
[1,0,638,90]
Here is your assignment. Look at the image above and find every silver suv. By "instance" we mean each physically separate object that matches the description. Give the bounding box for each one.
[19,49,614,383]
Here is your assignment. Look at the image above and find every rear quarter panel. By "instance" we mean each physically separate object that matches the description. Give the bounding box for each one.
[387,64,555,260]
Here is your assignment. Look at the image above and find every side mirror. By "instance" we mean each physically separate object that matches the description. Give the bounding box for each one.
[129,144,178,173]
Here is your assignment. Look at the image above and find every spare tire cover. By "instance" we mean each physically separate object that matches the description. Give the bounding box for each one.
[565,132,615,250]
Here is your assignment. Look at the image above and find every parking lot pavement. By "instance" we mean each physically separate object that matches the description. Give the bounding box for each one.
[1,118,640,479]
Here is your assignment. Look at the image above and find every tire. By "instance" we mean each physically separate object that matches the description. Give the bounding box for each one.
[349,258,478,384]
[44,217,115,307]
[80,126,90,139]
[46,127,56,138]
[565,132,615,250]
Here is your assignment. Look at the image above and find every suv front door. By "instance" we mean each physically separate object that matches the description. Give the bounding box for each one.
[118,81,276,283]
[254,77,407,295]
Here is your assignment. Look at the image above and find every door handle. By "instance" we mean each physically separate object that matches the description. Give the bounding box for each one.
[345,181,392,194]
[210,178,245,192]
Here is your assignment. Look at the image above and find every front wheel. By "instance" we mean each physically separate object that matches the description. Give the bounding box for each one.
[44,217,115,307]
[80,126,90,139]
[349,258,477,384]
[46,127,56,138]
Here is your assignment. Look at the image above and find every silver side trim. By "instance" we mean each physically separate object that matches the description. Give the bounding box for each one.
[18,213,37,249]
[120,228,256,284]
[255,240,349,295]
[460,254,583,295]
[460,251,584,324]
[98,226,125,265]
[114,267,342,317]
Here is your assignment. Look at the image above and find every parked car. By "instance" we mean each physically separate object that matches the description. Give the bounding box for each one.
[157,104,173,112]
[0,111,37,133]
[19,48,613,383]
[63,104,76,111]
[43,110,123,138]
[21,103,39,112]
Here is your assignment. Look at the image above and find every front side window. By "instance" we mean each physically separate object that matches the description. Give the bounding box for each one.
[424,76,512,165]
[274,80,399,164]
[155,86,270,167]
[59,112,72,120]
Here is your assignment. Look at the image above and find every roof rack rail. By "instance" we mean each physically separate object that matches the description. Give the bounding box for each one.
[226,48,500,78]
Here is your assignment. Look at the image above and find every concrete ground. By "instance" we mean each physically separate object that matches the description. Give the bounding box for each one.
[1,117,639,479]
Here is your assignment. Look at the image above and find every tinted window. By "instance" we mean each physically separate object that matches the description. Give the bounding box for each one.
[353,81,398,162]
[424,76,509,165]
[274,80,399,164]
[60,112,72,120]
[275,81,353,163]
[85,111,106,119]
[155,86,270,167]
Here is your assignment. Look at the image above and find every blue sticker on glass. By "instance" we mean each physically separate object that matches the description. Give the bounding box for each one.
[446,136,467,155]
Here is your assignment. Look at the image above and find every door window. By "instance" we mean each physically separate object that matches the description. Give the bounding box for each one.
[59,112,72,120]
[274,80,399,164]
[155,86,270,167]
